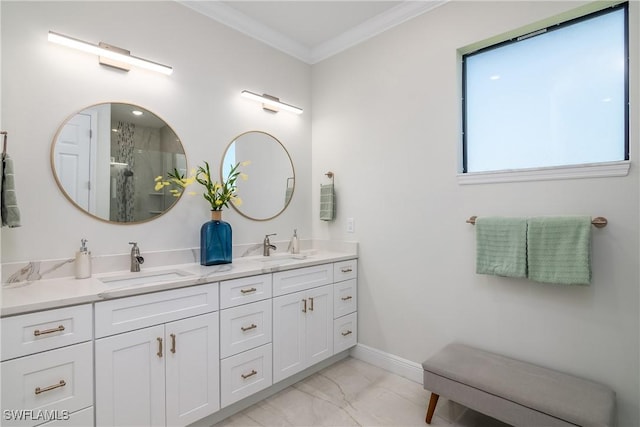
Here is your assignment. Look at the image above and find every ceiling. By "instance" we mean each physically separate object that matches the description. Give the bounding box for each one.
[179,1,446,64]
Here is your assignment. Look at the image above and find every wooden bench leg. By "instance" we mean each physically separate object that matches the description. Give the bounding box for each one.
[425,392,439,424]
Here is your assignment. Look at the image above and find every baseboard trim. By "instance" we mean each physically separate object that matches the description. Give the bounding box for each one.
[350,343,423,384]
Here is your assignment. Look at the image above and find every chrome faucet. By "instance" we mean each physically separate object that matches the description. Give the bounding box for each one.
[263,234,277,256]
[129,242,145,272]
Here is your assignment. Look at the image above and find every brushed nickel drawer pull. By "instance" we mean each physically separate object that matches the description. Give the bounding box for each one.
[241,369,257,379]
[341,296,353,301]
[157,337,163,358]
[241,324,257,332]
[35,380,66,395]
[34,325,65,336]
[309,297,314,311]
[302,299,307,313]
[341,267,353,273]
[240,287,257,294]
[170,333,176,354]
[341,330,353,336]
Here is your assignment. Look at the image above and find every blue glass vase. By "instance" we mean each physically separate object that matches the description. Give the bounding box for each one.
[200,210,232,266]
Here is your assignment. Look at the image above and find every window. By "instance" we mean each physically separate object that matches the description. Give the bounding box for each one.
[462,3,628,175]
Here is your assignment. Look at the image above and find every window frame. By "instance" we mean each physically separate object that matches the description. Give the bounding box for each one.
[460,2,630,180]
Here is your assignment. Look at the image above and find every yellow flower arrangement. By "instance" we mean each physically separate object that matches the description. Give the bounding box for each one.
[155,160,249,211]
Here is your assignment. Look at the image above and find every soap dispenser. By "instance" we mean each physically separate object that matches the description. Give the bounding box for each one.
[291,229,300,254]
[75,238,92,279]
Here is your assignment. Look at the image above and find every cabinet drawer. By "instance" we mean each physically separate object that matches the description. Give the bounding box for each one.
[220,274,272,309]
[273,264,333,297]
[334,259,357,283]
[220,343,273,408]
[1,305,92,361]
[220,300,272,358]
[334,313,357,354]
[95,283,218,338]
[38,407,94,427]
[1,342,93,427]
[333,279,357,319]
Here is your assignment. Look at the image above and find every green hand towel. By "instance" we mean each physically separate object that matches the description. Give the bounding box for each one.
[2,153,21,228]
[320,184,335,221]
[527,216,591,285]
[475,217,527,278]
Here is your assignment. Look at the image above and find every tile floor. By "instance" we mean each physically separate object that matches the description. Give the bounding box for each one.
[212,357,511,427]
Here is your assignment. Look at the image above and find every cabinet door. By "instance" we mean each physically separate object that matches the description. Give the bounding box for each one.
[305,285,334,366]
[272,291,306,383]
[165,312,220,427]
[95,325,165,427]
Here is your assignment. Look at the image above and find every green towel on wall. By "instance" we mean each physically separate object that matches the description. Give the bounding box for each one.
[1,153,21,228]
[476,217,527,278]
[527,216,591,285]
[320,184,335,221]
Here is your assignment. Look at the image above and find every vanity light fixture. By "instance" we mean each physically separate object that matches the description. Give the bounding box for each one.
[241,90,303,115]
[48,31,173,76]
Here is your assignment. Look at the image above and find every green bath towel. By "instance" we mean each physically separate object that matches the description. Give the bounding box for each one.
[475,217,527,278]
[527,216,591,285]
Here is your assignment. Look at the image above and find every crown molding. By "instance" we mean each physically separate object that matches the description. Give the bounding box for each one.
[311,1,447,64]
[178,1,448,65]
[178,1,312,62]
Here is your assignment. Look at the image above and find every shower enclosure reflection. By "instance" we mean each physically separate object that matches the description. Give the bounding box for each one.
[52,103,186,223]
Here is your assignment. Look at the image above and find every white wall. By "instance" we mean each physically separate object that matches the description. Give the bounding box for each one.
[312,1,639,425]
[0,1,312,262]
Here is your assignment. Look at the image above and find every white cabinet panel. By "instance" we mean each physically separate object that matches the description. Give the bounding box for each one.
[220,344,273,408]
[273,285,333,384]
[166,312,220,426]
[272,264,333,297]
[272,292,306,383]
[1,304,92,361]
[95,325,166,427]
[305,285,333,366]
[95,283,218,338]
[333,279,357,319]
[1,342,93,427]
[220,274,272,309]
[220,300,272,358]
[334,313,357,354]
[333,259,357,283]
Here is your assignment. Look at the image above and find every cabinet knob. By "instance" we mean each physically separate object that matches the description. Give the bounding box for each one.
[309,297,314,311]
[341,267,353,273]
[170,333,176,354]
[240,287,257,294]
[157,337,163,358]
[241,369,258,379]
[241,324,258,332]
[35,380,66,395]
[341,330,352,337]
[341,296,352,301]
[33,325,65,336]
[302,299,307,313]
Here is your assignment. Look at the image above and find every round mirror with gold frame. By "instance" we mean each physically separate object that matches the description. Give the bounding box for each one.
[221,131,294,221]
[51,102,186,224]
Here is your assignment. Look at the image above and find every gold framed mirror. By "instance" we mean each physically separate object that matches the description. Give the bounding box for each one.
[51,102,186,224]
[221,131,294,221]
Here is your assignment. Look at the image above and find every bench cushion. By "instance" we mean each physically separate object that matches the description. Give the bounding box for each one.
[422,343,615,427]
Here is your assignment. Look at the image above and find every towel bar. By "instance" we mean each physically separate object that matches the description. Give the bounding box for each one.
[466,215,608,228]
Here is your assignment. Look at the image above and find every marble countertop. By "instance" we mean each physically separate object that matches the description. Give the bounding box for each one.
[1,250,357,317]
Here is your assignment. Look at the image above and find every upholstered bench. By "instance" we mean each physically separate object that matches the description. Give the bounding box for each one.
[422,343,616,427]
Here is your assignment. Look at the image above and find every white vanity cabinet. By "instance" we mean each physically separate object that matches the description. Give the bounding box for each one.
[272,265,335,383]
[94,283,219,427]
[333,260,358,354]
[0,305,94,427]
[219,275,273,408]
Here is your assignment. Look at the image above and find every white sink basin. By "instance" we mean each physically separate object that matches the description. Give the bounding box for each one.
[255,253,308,267]
[99,269,194,287]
